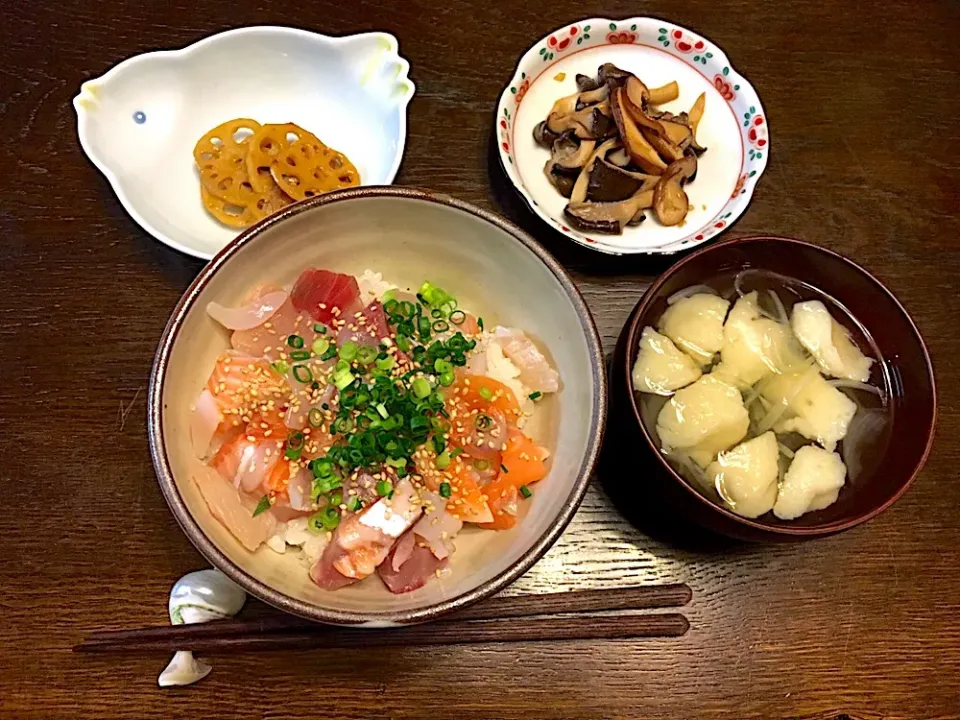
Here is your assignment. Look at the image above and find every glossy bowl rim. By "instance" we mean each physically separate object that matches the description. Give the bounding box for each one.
[148,185,608,625]
[621,234,937,536]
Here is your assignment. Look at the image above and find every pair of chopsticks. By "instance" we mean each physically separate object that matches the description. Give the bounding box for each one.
[75,584,691,653]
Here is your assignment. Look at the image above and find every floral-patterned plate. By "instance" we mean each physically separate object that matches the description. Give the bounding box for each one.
[496,18,769,255]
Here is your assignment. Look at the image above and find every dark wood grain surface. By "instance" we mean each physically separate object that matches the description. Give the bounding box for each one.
[1,0,958,718]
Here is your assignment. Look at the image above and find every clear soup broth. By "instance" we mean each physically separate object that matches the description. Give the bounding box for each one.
[637,268,894,520]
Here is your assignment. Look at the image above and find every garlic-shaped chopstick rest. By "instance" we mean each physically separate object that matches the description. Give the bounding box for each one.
[158,569,246,687]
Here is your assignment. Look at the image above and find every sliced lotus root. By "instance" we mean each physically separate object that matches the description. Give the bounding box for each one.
[200,186,257,228]
[197,145,261,206]
[248,182,294,221]
[246,123,326,193]
[193,118,262,165]
[270,140,360,201]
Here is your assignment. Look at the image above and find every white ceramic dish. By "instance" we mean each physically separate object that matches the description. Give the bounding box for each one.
[74,26,415,259]
[149,187,606,626]
[496,17,769,255]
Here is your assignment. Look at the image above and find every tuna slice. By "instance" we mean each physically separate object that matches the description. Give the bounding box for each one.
[291,269,362,325]
[378,535,447,594]
[193,467,276,551]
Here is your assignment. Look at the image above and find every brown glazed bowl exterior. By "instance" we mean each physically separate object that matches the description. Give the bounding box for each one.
[149,187,606,625]
[609,236,936,542]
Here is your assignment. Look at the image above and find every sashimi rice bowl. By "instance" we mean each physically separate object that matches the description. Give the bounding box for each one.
[197,268,559,594]
[149,189,605,624]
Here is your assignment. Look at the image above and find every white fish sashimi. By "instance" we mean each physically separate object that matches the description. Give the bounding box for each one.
[190,389,222,459]
[192,467,276,551]
[494,327,560,393]
[413,490,463,560]
[207,290,288,331]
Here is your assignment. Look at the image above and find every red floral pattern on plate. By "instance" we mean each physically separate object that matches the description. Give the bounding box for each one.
[514,78,530,104]
[607,31,637,44]
[748,116,767,147]
[732,174,747,198]
[714,75,735,101]
[547,26,578,53]
[670,29,706,54]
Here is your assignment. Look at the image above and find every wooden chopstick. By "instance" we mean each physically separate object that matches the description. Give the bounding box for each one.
[76,583,691,653]
[77,613,689,653]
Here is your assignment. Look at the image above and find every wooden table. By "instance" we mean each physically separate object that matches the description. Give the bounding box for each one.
[2,0,958,717]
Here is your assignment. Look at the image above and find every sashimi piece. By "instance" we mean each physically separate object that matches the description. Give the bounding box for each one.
[390,528,417,571]
[337,300,391,347]
[494,327,560,393]
[207,290,288,331]
[191,388,226,458]
[498,427,550,487]
[449,374,522,419]
[309,478,422,590]
[193,467,276,551]
[291,269,362,325]
[450,405,509,461]
[412,490,463,560]
[206,352,287,416]
[211,431,284,494]
[479,428,548,530]
[378,539,447,594]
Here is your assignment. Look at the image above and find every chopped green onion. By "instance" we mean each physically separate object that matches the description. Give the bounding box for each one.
[312,459,334,478]
[383,289,397,302]
[376,402,389,419]
[475,413,493,430]
[384,298,399,315]
[376,356,396,371]
[386,456,407,469]
[285,446,302,460]
[450,448,463,458]
[293,365,313,384]
[307,512,324,534]
[287,334,304,349]
[519,485,533,499]
[287,430,305,449]
[320,345,338,361]
[474,459,490,471]
[329,491,343,508]
[439,482,452,498]
[449,310,466,325]
[339,341,358,361]
[308,408,323,428]
[411,377,431,399]
[435,451,451,470]
[419,281,455,308]
[312,338,330,355]
[477,317,484,331]
[335,359,350,373]
[434,359,452,374]
[529,391,542,400]
[432,320,449,333]
[271,359,289,375]
[313,323,326,333]
[333,416,355,434]
[418,316,432,337]
[396,335,411,352]
[439,371,455,387]
[431,308,443,319]
[357,345,378,365]
[333,368,355,390]
[479,386,493,401]
[376,480,393,497]
[501,464,509,473]
[400,300,416,318]
[252,495,271,517]
[347,497,363,512]
[320,507,341,531]
[290,349,311,361]
[313,475,342,495]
